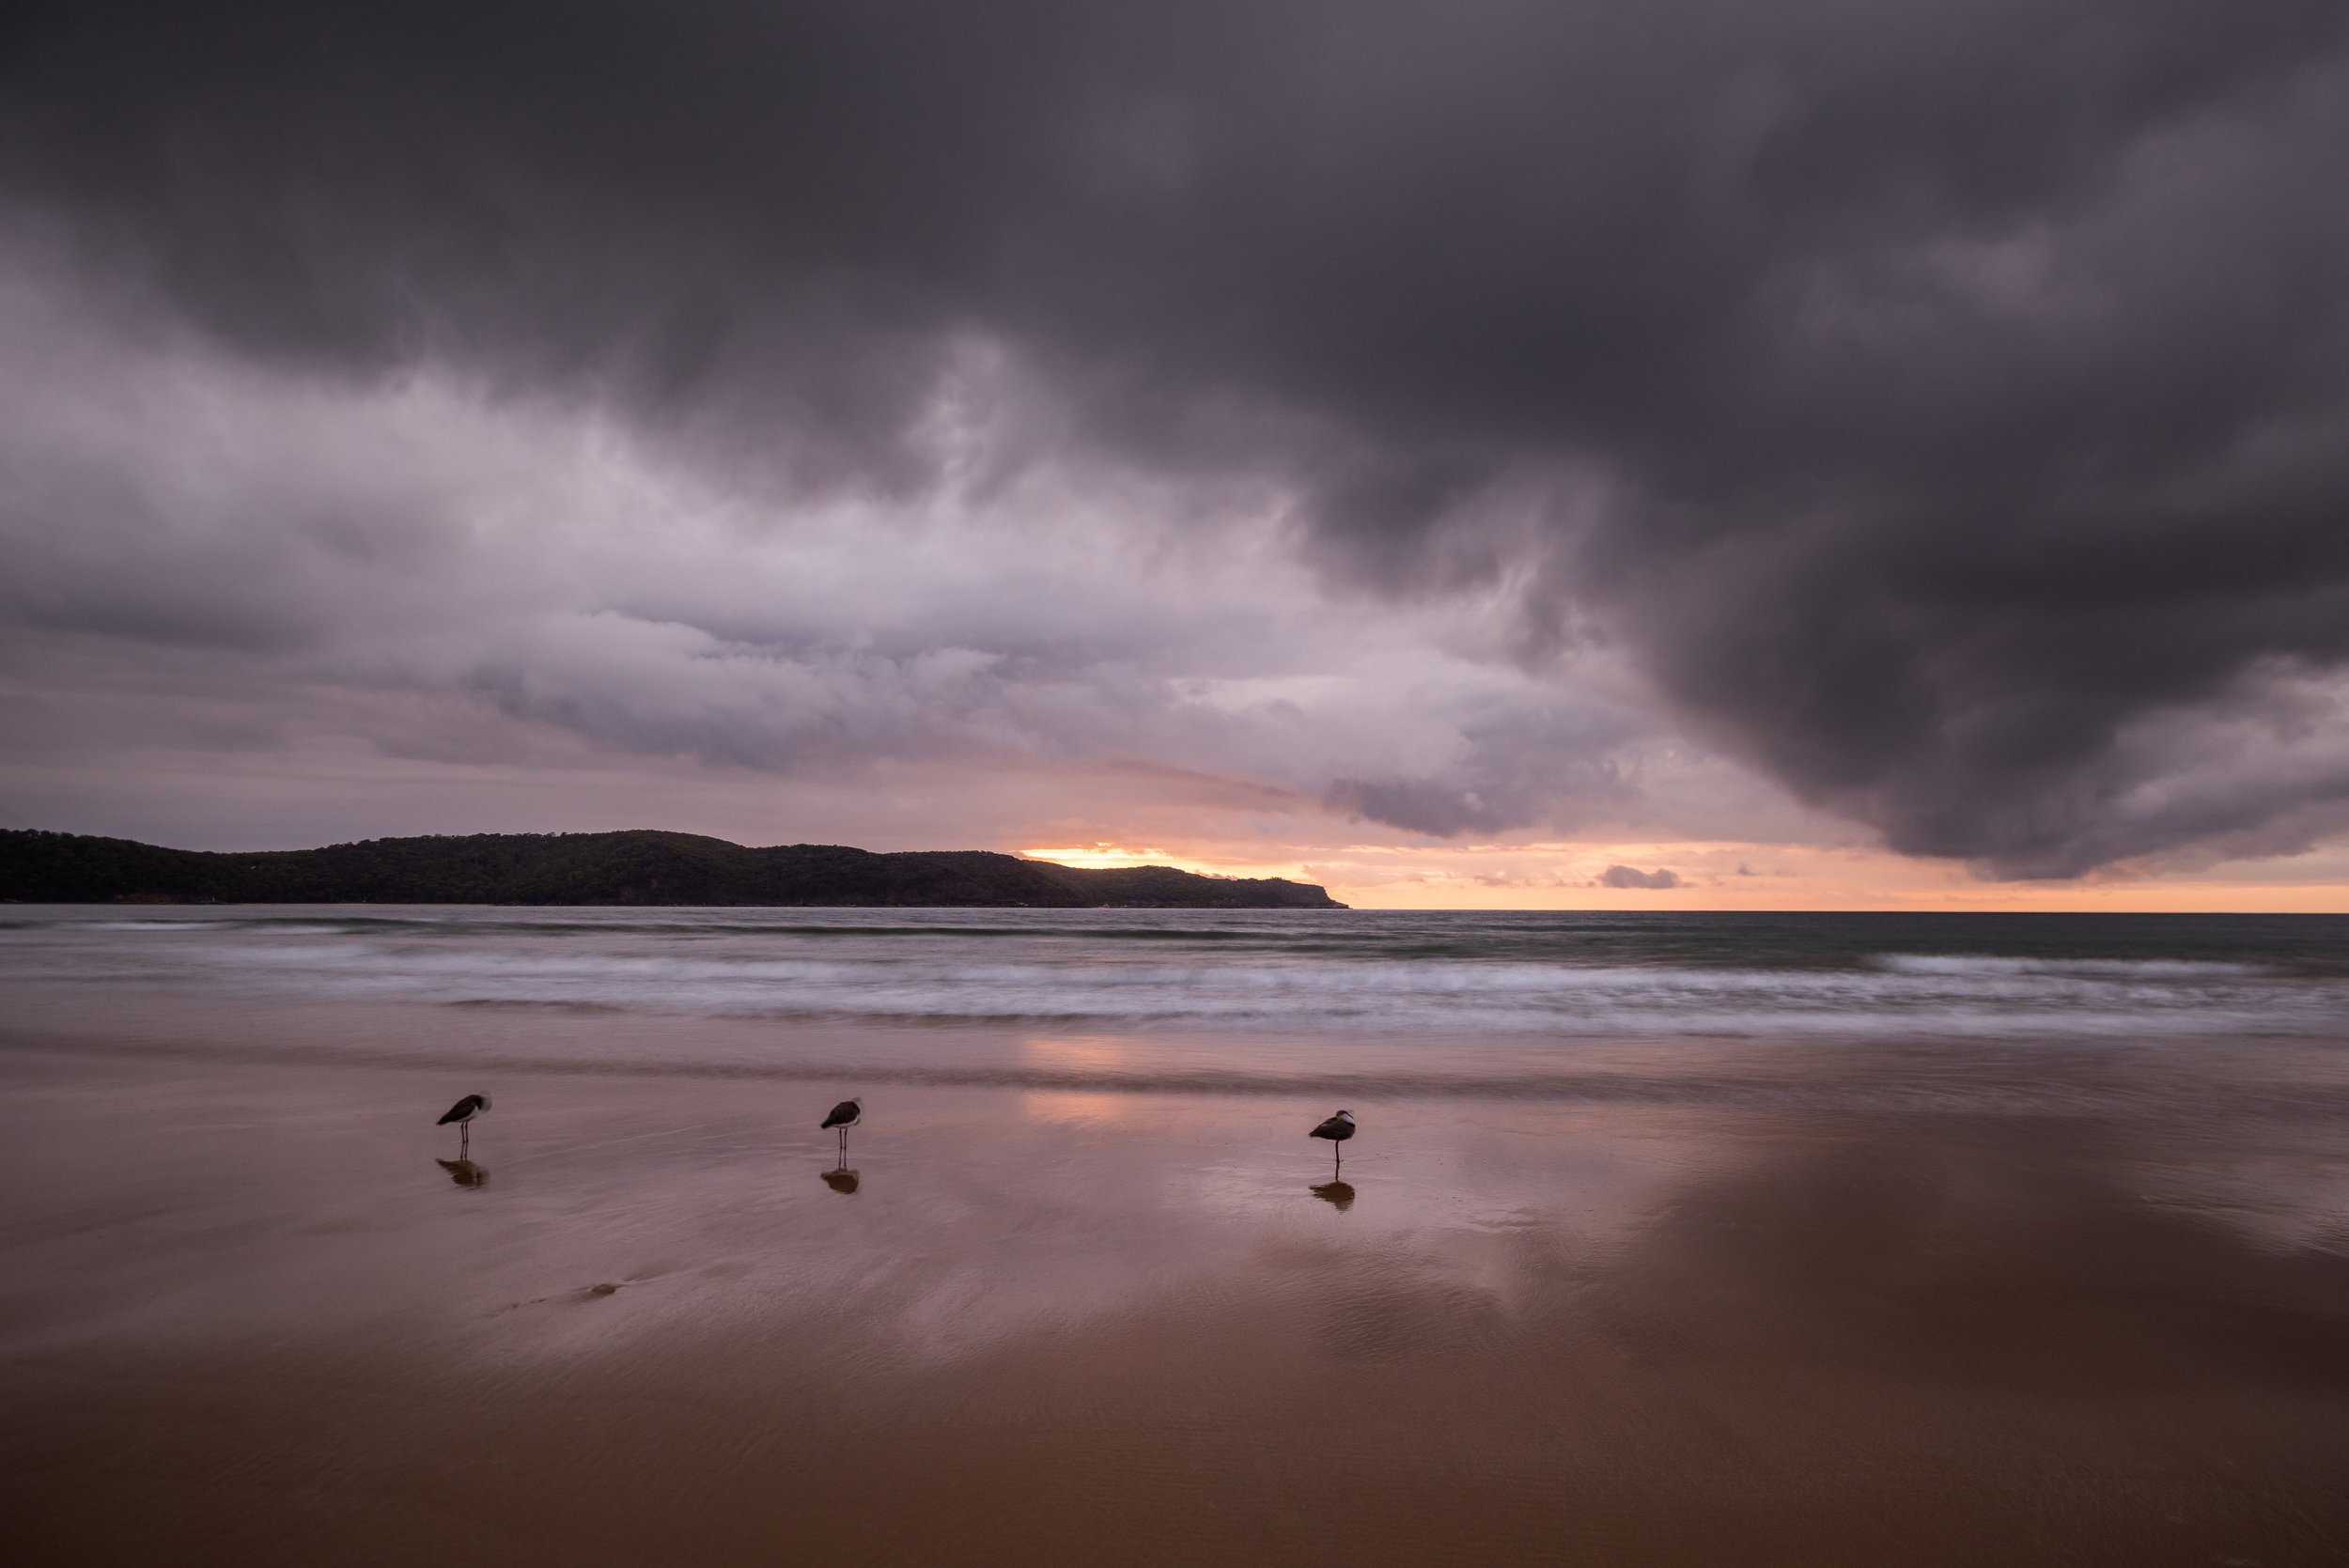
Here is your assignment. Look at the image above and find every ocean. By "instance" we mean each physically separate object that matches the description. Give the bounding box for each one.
[14,905,2348,1026]
[8,904,2346,1094]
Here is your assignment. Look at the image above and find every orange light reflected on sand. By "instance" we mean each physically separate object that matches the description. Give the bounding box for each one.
[1021,1035,1137,1071]
[1019,1090,1144,1128]
[1019,1038,1171,1130]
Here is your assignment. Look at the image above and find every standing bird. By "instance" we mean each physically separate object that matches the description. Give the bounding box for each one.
[820,1096,863,1157]
[1309,1110,1356,1174]
[438,1093,490,1155]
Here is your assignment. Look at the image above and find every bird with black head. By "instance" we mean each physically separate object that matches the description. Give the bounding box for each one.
[437,1093,490,1155]
[1309,1109,1355,1174]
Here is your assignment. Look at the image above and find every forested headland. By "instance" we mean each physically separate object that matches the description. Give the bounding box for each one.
[0,829,1346,908]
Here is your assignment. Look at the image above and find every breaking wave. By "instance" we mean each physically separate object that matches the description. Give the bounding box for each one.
[3,906,2343,1044]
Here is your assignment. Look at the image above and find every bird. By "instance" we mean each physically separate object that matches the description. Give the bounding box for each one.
[820,1096,863,1157]
[1309,1109,1356,1174]
[438,1093,490,1154]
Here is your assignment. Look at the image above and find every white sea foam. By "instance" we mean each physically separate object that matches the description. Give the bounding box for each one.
[1874,955,2270,979]
[4,906,2340,1043]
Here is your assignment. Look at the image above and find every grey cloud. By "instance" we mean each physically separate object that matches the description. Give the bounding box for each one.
[0,285,1679,832]
[1320,698,1648,837]
[4,1,2349,871]
[1597,865,1681,890]
[1322,777,1519,839]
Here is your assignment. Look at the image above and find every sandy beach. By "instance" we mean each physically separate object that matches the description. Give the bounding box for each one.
[4,981,2346,1567]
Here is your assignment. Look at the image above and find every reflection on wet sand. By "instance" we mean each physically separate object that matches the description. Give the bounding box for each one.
[1309,1179,1354,1211]
[6,1025,2349,1568]
[1595,1131,2349,1394]
[434,1157,488,1188]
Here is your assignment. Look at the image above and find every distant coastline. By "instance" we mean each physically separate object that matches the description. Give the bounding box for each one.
[0,829,1346,909]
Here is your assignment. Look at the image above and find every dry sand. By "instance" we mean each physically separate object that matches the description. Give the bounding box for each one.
[3,1000,2346,1566]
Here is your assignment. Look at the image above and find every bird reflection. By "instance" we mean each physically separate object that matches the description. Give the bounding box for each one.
[1311,1179,1355,1211]
[822,1161,860,1195]
[436,1157,489,1188]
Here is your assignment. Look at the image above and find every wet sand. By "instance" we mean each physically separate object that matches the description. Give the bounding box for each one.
[3,998,2347,1566]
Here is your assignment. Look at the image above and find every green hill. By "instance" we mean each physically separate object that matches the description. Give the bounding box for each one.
[0,830,1346,908]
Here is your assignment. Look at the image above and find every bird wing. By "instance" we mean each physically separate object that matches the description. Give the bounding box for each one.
[820,1100,860,1128]
[437,1094,482,1125]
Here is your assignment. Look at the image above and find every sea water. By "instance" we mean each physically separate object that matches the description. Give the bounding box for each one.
[10,906,2344,1026]
[5,906,2344,1109]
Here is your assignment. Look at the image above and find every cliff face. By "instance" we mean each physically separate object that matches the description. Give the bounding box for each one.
[0,830,1346,908]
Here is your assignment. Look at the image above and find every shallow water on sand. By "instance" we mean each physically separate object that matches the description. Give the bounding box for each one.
[9,905,2349,1045]
[3,911,2348,1564]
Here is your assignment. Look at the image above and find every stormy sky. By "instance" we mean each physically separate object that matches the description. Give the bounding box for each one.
[3,0,2347,903]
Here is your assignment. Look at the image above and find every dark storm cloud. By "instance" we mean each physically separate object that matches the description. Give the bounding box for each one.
[4,0,2347,874]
